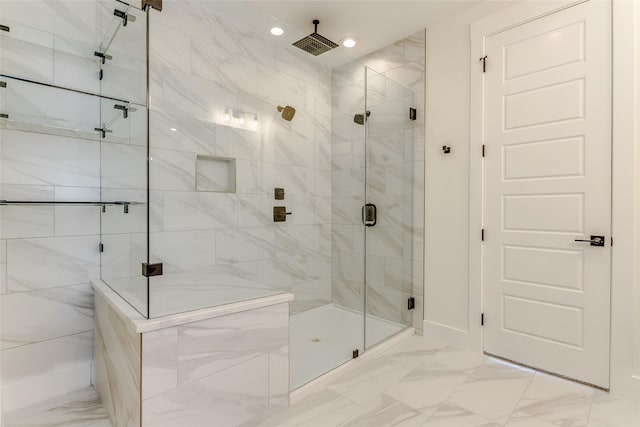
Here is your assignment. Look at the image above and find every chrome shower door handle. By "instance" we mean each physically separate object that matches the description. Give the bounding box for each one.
[574,235,605,247]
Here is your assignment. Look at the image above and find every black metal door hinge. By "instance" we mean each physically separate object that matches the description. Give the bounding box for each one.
[113,9,128,26]
[409,107,417,121]
[94,127,113,138]
[481,313,485,326]
[480,55,488,72]
[0,24,10,32]
[408,297,415,310]
[99,243,104,252]
[94,51,112,65]
[0,113,8,119]
[481,229,485,241]
[352,349,359,359]
[99,69,104,81]
[114,104,129,118]
[0,81,6,88]
[142,262,163,277]
[482,144,485,157]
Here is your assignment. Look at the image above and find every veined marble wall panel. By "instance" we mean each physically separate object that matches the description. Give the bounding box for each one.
[141,302,290,426]
[0,128,101,412]
[94,290,141,427]
[148,4,332,317]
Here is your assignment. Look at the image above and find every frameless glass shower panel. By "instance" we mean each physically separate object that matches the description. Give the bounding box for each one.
[290,60,369,390]
[97,0,147,104]
[146,5,293,318]
[0,0,133,418]
[364,67,415,348]
[98,0,149,317]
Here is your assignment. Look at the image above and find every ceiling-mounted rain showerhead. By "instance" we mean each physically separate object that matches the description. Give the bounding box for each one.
[292,19,339,56]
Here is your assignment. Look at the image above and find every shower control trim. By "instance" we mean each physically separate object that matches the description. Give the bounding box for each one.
[362,203,377,227]
[273,206,292,222]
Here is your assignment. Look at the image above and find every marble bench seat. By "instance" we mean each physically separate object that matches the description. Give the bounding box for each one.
[92,280,293,427]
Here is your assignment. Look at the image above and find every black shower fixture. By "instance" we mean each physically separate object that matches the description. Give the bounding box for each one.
[292,20,339,56]
[354,111,371,125]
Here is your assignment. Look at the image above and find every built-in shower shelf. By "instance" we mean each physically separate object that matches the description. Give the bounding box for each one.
[0,200,145,213]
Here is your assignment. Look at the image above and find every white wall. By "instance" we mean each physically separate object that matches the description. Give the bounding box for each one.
[424,0,516,337]
[424,0,640,401]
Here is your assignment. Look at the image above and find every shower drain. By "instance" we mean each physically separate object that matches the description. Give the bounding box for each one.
[311,337,321,343]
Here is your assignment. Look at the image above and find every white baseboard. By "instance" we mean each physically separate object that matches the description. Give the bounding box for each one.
[423,320,480,352]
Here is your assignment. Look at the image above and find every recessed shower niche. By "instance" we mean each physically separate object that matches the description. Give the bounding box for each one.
[195,155,236,193]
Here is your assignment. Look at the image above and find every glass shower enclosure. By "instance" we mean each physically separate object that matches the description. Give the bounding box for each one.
[0,1,424,417]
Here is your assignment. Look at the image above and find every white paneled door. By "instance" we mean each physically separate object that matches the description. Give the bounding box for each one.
[482,0,611,388]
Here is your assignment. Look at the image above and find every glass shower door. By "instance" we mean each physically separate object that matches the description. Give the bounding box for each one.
[364,67,415,348]
[98,0,149,317]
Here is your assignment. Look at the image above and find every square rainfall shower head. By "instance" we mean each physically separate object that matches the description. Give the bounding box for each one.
[292,33,339,56]
[292,20,339,56]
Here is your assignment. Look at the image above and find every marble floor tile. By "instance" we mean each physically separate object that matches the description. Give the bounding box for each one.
[244,389,360,427]
[4,387,111,427]
[447,358,535,424]
[422,402,502,427]
[339,394,432,427]
[514,372,594,427]
[326,357,413,406]
[429,346,487,371]
[505,412,559,427]
[587,390,640,427]
[7,334,640,427]
[379,334,446,368]
[384,360,472,413]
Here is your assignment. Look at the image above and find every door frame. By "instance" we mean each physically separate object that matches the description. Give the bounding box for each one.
[468,0,613,370]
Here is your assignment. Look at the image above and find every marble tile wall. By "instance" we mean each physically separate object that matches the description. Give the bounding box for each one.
[147,1,333,317]
[330,62,367,314]
[331,31,425,333]
[0,0,147,417]
[94,289,141,427]
[141,302,289,426]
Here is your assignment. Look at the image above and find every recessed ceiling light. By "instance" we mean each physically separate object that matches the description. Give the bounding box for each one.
[270,27,284,36]
[341,37,358,48]
[170,128,177,132]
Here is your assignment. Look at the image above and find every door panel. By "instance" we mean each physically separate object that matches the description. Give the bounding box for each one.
[483,0,611,388]
[364,67,415,348]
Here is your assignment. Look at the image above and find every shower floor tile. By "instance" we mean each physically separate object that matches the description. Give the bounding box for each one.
[3,387,111,427]
[291,303,407,389]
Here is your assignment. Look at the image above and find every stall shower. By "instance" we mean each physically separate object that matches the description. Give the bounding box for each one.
[0,0,424,424]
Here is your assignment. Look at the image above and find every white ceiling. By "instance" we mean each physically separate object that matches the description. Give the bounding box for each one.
[208,0,482,68]
[247,1,480,61]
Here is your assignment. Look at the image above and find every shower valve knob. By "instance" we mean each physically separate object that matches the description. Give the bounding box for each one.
[273,206,292,222]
